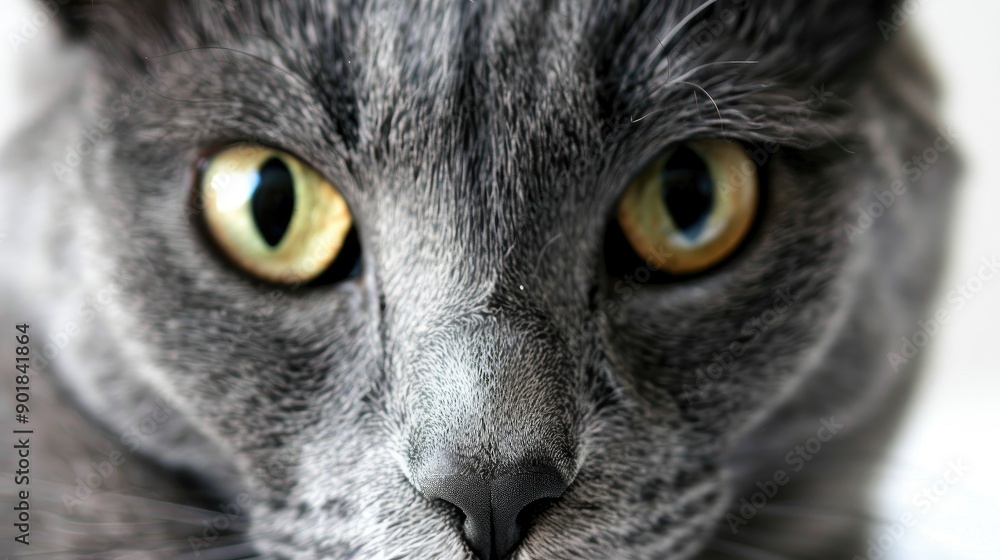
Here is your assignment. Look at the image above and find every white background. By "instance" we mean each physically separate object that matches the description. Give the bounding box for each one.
[870,2,1000,558]
[0,1,997,558]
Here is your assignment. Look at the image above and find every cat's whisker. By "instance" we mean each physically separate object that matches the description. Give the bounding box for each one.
[5,530,253,558]
[655,0,720,56]
[680,81,724,130]
[630,107,666,123]
[663,60,761,88]
[640,0,721,83]
[631,80,729,126]
[2,484,249,529]
[0,550,80,559]
[19,484,223,513]
[636,59,759,112]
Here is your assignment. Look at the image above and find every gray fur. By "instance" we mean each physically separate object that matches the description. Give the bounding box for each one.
[0,0,959,558]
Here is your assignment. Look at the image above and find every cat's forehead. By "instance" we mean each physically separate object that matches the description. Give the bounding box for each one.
[156,0,725,110]
[106,0,872,161]
[164,0,707,170]
[93,0,867,269]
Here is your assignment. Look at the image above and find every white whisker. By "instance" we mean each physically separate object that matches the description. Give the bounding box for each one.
[658,0,720,51]
[666,60,759,87]
[680,81,724,130]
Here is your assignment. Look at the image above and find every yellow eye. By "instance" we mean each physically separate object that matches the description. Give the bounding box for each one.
[616,140,759,276]
[200,145,354,284]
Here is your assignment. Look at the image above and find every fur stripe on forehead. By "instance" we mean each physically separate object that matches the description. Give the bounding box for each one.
[55,0,892,163]
[56,0,893,62]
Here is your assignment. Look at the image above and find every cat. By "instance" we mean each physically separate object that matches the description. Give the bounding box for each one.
[0,0,960,559]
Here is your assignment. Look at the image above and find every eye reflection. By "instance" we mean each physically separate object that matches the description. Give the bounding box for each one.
[200,145,356,284]
[615,139,760,276]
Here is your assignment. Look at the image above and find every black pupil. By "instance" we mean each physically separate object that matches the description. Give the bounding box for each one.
[251,158,296,247]
[660,146,714,240]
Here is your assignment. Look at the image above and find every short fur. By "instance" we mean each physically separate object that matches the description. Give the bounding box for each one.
[0,0,959,558]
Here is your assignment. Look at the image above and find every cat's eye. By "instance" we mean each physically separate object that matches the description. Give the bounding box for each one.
[615,140,759,276]
[200,145,357,285]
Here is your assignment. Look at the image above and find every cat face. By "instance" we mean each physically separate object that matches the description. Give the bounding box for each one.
[42,0,955,558]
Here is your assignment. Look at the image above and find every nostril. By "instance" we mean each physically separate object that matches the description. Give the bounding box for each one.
[488,496,561,560]
[513,496,560,540]
[432,494,470,534]
[416,462,569,560]
[419,472,493,559]
[490,471,568,559]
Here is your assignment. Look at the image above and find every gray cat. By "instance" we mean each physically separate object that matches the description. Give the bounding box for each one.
[0,0,960,559]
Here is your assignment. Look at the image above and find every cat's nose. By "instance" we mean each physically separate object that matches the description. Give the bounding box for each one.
[417,456,569,560]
